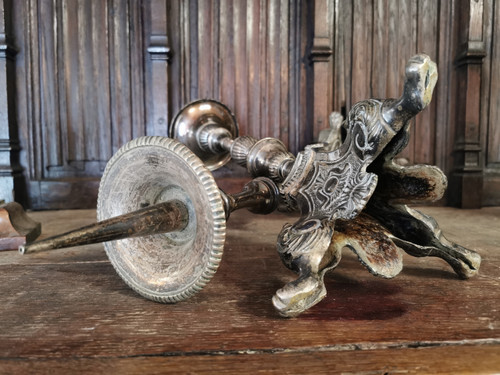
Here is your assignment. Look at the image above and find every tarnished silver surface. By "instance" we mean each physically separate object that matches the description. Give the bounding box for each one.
[20,54,482,319]
[271,54,445,316]
[220,177,280,219]
[97,136,226,303]
[171,104,295,183]
[317,111,343,151]
[20,137,282,304]
[20,200,189,254]
[169,99,238,171]
[168,55,480,317]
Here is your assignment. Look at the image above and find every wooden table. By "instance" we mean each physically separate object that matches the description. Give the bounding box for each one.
[1,206,499,373]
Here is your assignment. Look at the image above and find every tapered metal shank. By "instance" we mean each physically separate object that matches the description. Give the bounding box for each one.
[19,200,189,254]
[20,176,280,254]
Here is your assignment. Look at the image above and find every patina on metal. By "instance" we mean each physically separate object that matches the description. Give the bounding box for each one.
[273,55,478,316]
[19,200,188,254]
[170,54,480,317]
[20,54,481,318]
[170,100,239,171]
[21,136,280,303]
[171,99,296,183]
[317,111,343,152]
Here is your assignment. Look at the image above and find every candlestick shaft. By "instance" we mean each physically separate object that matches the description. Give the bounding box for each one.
[19,200,189,254]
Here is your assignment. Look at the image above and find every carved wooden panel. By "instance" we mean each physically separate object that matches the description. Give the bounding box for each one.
[8,0,500,208]
[484,0,500,166]
[481,0,500,205]
[166,0,311,155]
[13,0,154,208]
[328,0,443,168]
[0,0,23,204]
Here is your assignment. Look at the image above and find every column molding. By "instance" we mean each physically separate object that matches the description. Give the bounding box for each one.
[0,0,24,204]
[146,0,171,137]
[309,0,333,142]
[449,0,486,208]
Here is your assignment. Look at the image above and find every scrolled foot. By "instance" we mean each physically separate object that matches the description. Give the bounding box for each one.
[272,276,327,318]
[366,200,482,279]
[449,248,481,279]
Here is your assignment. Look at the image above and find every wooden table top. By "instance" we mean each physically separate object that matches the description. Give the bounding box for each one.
[1,206,499,374]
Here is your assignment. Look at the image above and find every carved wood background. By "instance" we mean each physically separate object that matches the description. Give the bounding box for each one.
[5,0,500,208]
[482,0,500,205]
[13,0,154,208]
[319,0,456,172]
[166,0,311,154]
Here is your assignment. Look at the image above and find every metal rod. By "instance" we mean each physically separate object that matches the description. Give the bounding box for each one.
[20,177,280,255]
[220,177,280,219]
[19,200,189,254]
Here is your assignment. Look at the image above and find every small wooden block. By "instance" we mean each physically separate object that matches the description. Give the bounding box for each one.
[0,202,41,251]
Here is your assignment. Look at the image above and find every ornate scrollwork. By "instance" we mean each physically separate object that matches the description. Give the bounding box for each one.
[20,55,481,319]
[272,54,480,317]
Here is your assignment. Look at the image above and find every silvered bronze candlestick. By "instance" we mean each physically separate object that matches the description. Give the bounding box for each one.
[21,54,481,317]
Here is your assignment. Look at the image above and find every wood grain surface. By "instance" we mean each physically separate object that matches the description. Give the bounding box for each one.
[0,207,499,373]
[7,0,500,208]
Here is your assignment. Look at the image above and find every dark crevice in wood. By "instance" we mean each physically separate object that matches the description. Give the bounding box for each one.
[1,338,499,361]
